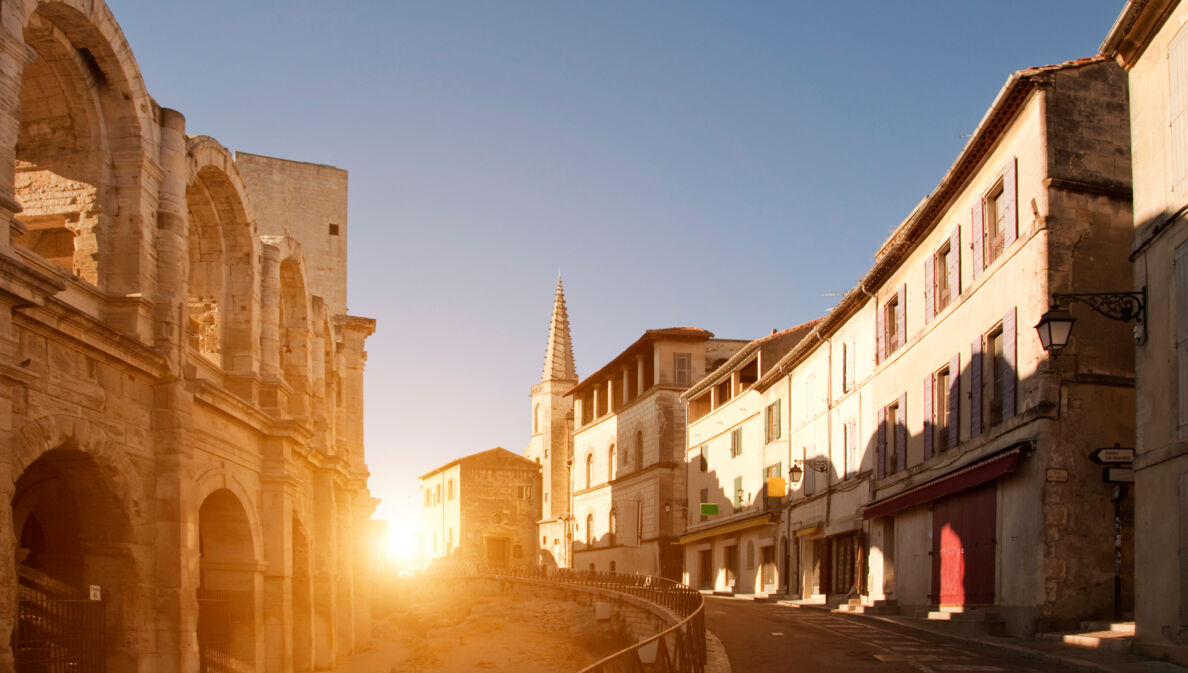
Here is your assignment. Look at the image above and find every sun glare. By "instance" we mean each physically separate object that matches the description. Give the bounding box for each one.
[384,524,420,563]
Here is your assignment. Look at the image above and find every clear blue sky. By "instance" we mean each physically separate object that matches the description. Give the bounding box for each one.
[110,0,1126,531]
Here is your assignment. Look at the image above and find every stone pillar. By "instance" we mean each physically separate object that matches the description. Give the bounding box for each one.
[261,445,293,673]
[152,109,201,673]
[260,244,282,377]
[311,470,338,669]
[336,317,374,471]
[335,490,355,657]
[154,108,190,369]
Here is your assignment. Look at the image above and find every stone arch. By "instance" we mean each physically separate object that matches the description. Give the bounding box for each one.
[185,136,260,372]
[9,414,152,672]
[193,467,264,561]
[261,236,313,414]
[197,487,261,672]
[6,0,157,297]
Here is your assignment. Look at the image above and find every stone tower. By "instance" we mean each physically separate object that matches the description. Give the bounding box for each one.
[525,276,577,566]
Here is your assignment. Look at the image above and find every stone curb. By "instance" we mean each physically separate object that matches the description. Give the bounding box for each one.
[789,602,1128,673]
[704,628,733,673]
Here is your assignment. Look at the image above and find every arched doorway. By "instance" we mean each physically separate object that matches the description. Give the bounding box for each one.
[12,447,139,672]
[197,489,259,672]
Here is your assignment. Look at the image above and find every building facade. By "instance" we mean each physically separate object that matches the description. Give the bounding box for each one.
[419,448,542,569]
[1103,1,1188,663]
[569,328,746,579]
[678,322,819,594]
[683,57,1137,637]
[0,2,377,672]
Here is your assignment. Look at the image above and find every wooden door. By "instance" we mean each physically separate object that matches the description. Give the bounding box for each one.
[932,482,997,606]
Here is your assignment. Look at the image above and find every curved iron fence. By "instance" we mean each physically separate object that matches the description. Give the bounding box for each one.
[436,565,706,673]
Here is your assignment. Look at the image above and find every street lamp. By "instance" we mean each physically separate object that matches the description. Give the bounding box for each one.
[1035,289,1146,355]
[788,459,829,485]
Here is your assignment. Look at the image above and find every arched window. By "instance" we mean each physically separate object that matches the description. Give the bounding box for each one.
[585,453,593,489]
[586,513,594,546]
[608,444,616,481]
[609,509,617,545]
[635,430,644,470]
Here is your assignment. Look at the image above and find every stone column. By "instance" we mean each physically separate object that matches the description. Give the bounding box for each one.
[336,316,374,471]
[152,109,201,673]
[311,470,338,669]
[260,244,282,377]
[261,443,293,673]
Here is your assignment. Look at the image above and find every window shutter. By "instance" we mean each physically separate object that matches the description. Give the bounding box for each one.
[774,402,781,439]
[923,374,934,460]
[876,407,886,480]
[1003,157,1018,247]
[897,284,907,349]
[970,337,983,437]
[924,257,935,325]
[1178,242,1188,429]
[876,300,885,364]
[896,391,907,473]
[949,225,961,299]
[764,407,771,444]
[1002,307,1017,420]
[948,352,961,450]
[972,203,984,281]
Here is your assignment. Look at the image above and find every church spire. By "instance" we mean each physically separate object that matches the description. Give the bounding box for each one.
[542,275,577,382]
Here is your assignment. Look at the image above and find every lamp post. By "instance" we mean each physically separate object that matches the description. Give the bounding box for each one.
[1034,288,1146,354]
[788,459,829,485]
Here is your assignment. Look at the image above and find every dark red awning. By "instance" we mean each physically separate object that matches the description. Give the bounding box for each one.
[862,446,1025,520]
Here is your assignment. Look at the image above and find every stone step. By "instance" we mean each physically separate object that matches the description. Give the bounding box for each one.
[1079,620,1135,634]
[1036,629,1133,652]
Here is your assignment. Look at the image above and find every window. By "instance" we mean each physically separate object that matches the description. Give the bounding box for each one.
[699,487,710,522]
[730,427,743,458]
[328,222,340,236]
[983,179,1007,265]
[674,353,692,386]
[434,484,441,504]
[974,160,1017,276]
[935,366,951,450]
[586,513,593,546]
[884,295,899,354]
[608,444,616,481]
[423,489,431,507]
[764,463,783,508]
[985,326,1004,427]
[699,445,708,472]
[517,485,532,500]
[733,476,744,511]
[765,401,781,443]
[714,378,731,408]
[533,404,540,434]
[585,453,593,489]
[447,479,454,500]
[844,420,857,478]
[738,358,758,391]
[934,241,952,312]
[609,510,617,545]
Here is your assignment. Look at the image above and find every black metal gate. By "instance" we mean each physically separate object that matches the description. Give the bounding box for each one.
[197,591,232,673]
[14,565,105,673]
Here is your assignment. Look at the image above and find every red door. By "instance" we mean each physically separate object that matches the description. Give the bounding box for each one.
[932,482,996,606]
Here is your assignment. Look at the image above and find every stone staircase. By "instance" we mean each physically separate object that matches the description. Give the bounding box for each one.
[920,606,1006,636]
[833,597,901,616]
[1036,620,1135,652]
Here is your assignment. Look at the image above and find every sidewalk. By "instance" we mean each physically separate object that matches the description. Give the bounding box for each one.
[790,601,1187,673]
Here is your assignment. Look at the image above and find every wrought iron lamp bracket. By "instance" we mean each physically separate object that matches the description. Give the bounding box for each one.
[1052,288,1146,325]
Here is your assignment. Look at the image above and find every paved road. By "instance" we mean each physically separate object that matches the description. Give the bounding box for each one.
[705,597,1059,672]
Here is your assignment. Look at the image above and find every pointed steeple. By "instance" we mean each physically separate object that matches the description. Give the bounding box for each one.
[542,275,577,382]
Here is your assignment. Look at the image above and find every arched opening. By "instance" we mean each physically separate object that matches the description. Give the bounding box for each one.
[585,453,593,489]
[607,444,616,481]
[197,489,258,672]
[585,514,594,547]
[292,516,313,673]
[279,257,311,414]
[12,447,139,672]
[608,510,616,546]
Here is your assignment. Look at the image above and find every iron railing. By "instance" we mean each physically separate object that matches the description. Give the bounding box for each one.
[14,565,105,673]
[445,565,706,673]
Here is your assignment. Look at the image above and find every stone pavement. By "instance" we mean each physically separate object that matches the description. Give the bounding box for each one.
[788,601,1187,673]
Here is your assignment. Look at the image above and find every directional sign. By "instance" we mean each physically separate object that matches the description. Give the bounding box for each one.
[1102,467,1134,484]
[1090,444,1134,465]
